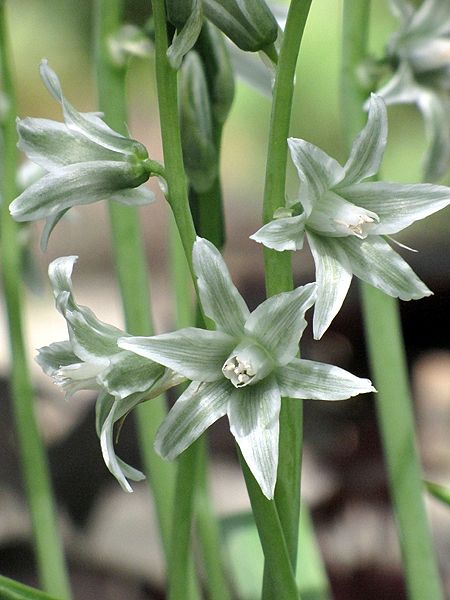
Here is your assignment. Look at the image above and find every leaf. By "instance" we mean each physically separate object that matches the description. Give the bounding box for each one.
[0,575,62,600]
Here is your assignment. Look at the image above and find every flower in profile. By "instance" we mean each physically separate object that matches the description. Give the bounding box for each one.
[9,60,157,249]
[377,0,450,181]
[36,255,182,492]
[251,94,450,339]
[118,237,374,498]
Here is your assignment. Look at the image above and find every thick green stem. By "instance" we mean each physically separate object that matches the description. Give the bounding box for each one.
[94,0,176,558]
[0,5,71,598]
[341,2,443,599]
[261,0,313,578]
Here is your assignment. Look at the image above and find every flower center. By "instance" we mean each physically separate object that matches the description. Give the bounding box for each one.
[222,342,273,388]
[333,212,376,239]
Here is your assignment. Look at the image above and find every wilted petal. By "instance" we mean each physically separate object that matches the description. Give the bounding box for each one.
[193,237,250,337]
[277,357,375,400]
[155,380,230,460]
[340,235,432,300]
[340,181,450,235]
[228,376,281,499]
[244,283,316,366]
[10,161,148,222]
[288,138,345,213]
[250,214,306,251]
[16,117,121,171]
[39,60,147,158]
[119,327,235,382]
[307,232,353,339]
[340,94,388,187]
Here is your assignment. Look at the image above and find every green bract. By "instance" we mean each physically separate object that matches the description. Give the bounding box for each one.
[9,61,155,249]
[36,256,183,492]
[377,0,450,181]
[251,94,450,339]
[118,237,374,499]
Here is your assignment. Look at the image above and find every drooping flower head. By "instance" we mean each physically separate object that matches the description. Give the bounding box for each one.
[251,94,450,339]
[119,237,374,498]
[9,61,157,248]
[37,256,182,492]
[377,0,450,181]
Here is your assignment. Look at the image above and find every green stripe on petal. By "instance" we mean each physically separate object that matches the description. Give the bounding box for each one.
[250,214,306,251]
[339,181,450,235]
[228,376,281,499]
[110,185,155,206]
[244,283,316,366]
[118,327,235,381]
[277,357,375,400]
[16,117,121,171]
[340,235,432,300]
[10,161,148,222]
[35,340,80,376]
[39,60,147,157]
[167,0,203,69]
[307,232,353,339]
[155,380,230,460]
[288,138,345,213]
[193,237,250,336]
[339,94,388,187]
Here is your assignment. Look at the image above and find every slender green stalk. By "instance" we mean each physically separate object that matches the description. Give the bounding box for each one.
[0,5,71,598]
[262,0,313,574]
[94,0,176,557]
[341,3,444,599]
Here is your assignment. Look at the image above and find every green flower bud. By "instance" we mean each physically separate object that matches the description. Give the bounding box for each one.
[166,0,196,29]
[204,0,278,52]
[179,51,218,193]
[196,22,235,124]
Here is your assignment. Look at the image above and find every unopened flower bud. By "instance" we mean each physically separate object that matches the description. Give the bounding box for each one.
[204,0,278,52]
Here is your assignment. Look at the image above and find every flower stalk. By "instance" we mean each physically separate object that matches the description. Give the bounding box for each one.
[0,5,71,598]
[341,2,444,599]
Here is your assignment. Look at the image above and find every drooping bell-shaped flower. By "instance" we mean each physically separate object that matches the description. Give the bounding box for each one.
[251,94,450,339]
[36,256,183,492]
[377,0,450,181]
[9,61,158,248]
[119,237,374,499]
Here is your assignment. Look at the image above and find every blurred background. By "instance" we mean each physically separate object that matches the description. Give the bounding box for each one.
[1,1,449,598]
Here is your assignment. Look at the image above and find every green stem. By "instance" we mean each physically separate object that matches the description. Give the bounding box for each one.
[240,456,299,600]
[0,5,71,599]
[94,0,176,558]
[341,3,444,599]
[262,0,313,577]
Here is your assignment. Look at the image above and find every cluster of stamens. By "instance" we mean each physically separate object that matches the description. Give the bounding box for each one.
[334,213,375,239]
[223,356,255,388]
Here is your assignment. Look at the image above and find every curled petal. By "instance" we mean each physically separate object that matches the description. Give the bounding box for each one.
[250,214,306,251]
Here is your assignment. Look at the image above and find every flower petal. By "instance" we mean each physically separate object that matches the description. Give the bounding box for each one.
[277,357,375,400]
[288,138,345,213]
[35,340,80,376]
[307,232,353,339]
[228,376,281,499]
[10,161,147,222]
[340,235,432,299]
[155,380,230,460]
[339,94,388,187]
[99,393,145,492]
[416,90,450,182]
[40,209,69,251]
[99,351,183,400]
[64,306,123,361]
[339,181,450,235]
[118,327,235,382]
[244,283,316,366]
[16,117,121,171]
[193,237,250,336]
[39,60,147,157]
[167,0,203,69]
[250,214,306,251]
[110,185,155,206]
